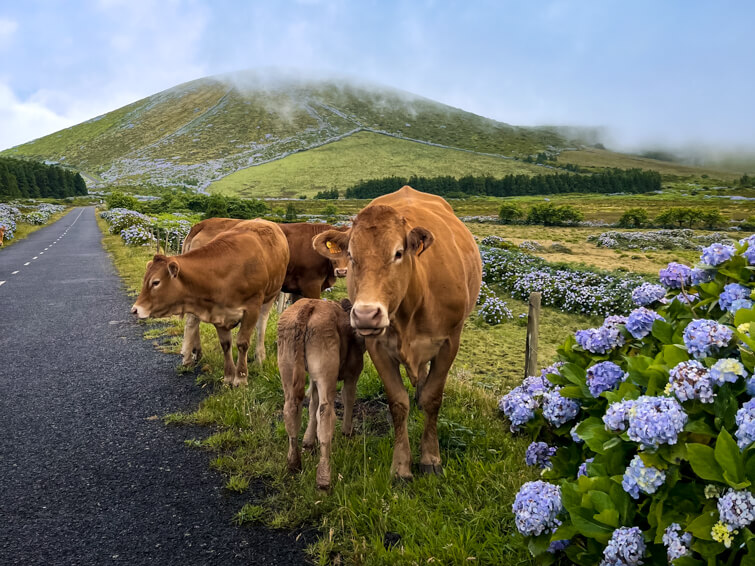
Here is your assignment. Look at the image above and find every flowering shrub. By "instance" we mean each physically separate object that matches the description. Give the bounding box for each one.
[481,247,646,317]
[120,224,157,246]
[478,296,513,324]
[503,235,755,564]
[100,208,193,250]
[100,208,153,235]
[589,229,735,251]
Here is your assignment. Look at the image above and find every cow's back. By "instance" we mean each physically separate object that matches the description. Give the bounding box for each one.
[183,218,241,253]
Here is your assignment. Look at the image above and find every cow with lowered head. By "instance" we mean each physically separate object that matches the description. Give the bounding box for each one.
[179,219,349,367]
[131,219,289,387]
[313,186,482,480]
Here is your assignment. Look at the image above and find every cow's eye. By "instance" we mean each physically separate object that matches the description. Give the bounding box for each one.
[394,250,403,261]
[152,280,160,287]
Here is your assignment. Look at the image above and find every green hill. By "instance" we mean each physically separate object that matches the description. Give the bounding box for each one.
[1,70,573,190]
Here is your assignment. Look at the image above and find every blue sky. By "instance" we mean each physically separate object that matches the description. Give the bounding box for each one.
[0,0,753,153]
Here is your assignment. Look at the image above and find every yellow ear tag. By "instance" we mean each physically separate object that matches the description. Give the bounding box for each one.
[326,241,342,254]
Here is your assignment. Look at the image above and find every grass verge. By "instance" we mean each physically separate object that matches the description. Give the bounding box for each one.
[0,209,72,250]
[98,212,608,565]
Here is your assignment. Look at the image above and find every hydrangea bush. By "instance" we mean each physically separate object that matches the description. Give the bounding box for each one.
[589,229,735,251]
[502,235,755,564]
[478,296,513,325]
[100,208,192,250]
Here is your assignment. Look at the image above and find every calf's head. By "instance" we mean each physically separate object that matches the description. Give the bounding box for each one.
[131,254,183,319]
[313,205,433,336]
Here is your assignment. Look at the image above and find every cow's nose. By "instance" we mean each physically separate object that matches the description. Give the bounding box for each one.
[335,268,348,277]
[352,303,385,329]
[130,306,138,315]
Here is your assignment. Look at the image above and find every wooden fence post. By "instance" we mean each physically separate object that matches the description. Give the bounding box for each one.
[525,292,541,378]
[165,230,170,254]
[154,227,160,254]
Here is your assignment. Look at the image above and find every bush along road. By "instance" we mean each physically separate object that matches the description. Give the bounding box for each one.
[0,207,306,565]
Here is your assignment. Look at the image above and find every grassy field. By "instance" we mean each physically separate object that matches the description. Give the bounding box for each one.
[209,131,552,198]
[96,212,614,565]
[0,209,72,250]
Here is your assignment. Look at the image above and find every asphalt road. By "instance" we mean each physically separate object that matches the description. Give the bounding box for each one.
[0,208,307,565]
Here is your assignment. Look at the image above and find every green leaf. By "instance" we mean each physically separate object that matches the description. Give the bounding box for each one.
[715,428,747,486]
[686,510,717,540]
[673,557,705,566]
[576,417,614,455]
[557,385,583,399]
[687,443,725,483]
[527,532,551,557]
[662,344,689,368]
[651,319,674,344]
[561,482,615,543]
[684,419,717,438]
[560,363,587,387]
[714,386,738,431]
[593,508,619,527]
[735,307,755,327]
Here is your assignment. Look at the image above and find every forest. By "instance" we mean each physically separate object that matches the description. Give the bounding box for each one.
[0,157,88,199]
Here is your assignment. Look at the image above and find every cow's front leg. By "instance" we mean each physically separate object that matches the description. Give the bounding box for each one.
[234,306,260,387]
[180,313,202,366]
[417,336,459,476]
[254,298,275,363]
[215,326,236,385]
[367,342,412,480]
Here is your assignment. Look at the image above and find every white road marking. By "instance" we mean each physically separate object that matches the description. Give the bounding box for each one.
[0,281,5,287]
[40,252,44,255]
[33,256,38,260]
[24,262,30,266]
[11,271,18,275]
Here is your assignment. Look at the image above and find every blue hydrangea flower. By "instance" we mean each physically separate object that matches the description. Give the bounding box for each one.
[586,361,627,397]
[600,526,646,566]
[542,388,580,427]
[690,267,715,286]
[622,455,666,499]
[525,442,556,469]
[673,292,699,305]
[512,480,563,536]
[575,316,627,354]
[718,488,755,529]
[730,298,754,313]
[631,283,666,307]
[498,375,554,431]
[570,424,583,443]
[662,523,691,562]
[626,307,664,340]
[659,262,692,289]
[747,377,755,396]
[719,283,752,313]
[710,358,748,386]
[701,243,736,266]
[683,319,734,358]
[744,245,755,266]
[668,360,715,403]
[479,296,513,324]
[578,457,594,478]
[547,539,570,553]
[605,396,688,449]
[735,398,755,450]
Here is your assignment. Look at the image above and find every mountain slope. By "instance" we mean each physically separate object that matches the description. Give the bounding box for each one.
[1,70,574,189]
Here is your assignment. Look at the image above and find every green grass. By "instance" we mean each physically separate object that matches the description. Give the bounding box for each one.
[210,131,553,198]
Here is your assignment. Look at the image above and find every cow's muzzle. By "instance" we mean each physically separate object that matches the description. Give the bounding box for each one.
[334,268,348,278]
[131,304,149,319]
[351,302,389,336]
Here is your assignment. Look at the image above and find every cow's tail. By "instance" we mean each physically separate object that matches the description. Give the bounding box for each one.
[280,302,317,394]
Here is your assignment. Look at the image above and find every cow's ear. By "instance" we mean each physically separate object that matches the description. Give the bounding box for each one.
[146,260,153,270]
[407,227,434,257]
[313,229,350,259]
[167,259,180,278]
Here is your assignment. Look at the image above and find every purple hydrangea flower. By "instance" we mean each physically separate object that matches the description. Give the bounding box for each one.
[498,375,553,431]
[744,245,755,265]
[626,307,664,340]
[575,316,627,354]
[570,424,583,443]
[622,455,666,499]
[730,298,754,313]
[673,292,699,305]
[586,361,627,397]
[718,488,755,529]
[719,283,752,313]
[736,398,755,450]
[659,262,692,289]
[701,243,736,266]
[683,319,734,358]
[631,283,667,307]
[747,376,755,396]
[578,457,594,478]
[662,523,691,562]
[690,267,715,286]
[547,539,570,553]
[605,396,688,449]
[525,441,556,469]
[542,388,580,427]
[710,358,748,386]
[668,360,715,403]
[600,526,646,566]
[512,481,563,536]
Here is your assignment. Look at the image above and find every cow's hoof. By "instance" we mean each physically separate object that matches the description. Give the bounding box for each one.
[341,429,354,438]
[392,471,414,483]
[287,460,301,474]
[302,440,316,452]
[419,463,443,476]
[316,482,331,492]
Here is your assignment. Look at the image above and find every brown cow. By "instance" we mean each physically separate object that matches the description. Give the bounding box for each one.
[313,186,482,480]
[278,298,365,490]
[0,226,4,247]
[131,219,289,387]
[180,219,348,366]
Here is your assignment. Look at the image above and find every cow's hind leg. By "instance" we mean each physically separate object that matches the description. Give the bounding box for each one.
[279,348,306,473]
[254,298,275,363]
[302,382,319,451]
[368,343,412,480]
[417,335,460,476]
[215,326,236,386]
[234,304,261,387]
[181,313,202,366]
[308,354,339,490]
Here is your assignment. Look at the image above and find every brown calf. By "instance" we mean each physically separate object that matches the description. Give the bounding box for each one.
[132,219,289,386]
[180,219,349,366]
[277,299,365,490]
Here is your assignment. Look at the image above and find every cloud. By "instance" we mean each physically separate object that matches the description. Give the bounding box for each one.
[0,17,18,48]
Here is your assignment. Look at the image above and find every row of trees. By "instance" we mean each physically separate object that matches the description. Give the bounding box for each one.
[344,169,662,199]
[106,191,268,220]
[618,207,729,230]
[0,157,87,200]
[498,202,584,226]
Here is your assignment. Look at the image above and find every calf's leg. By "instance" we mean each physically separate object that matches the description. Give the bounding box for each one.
[307,352,339,490]
[180,313,202,366]
[279,350,305,473]
[302,382,319,451]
